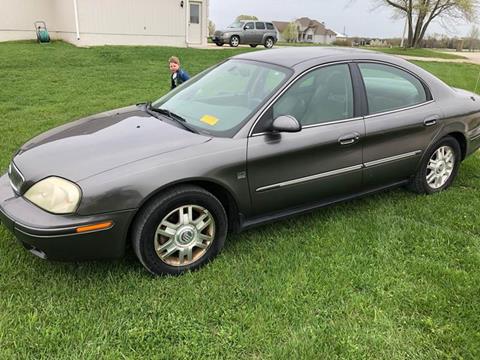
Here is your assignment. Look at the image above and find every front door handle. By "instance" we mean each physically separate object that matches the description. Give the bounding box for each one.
[338,133,360,146]
[424,116,439,127]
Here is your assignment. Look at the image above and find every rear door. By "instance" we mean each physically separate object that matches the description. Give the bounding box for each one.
[254,22,266,43]
[356,62,443,188]
[247,63,365,216]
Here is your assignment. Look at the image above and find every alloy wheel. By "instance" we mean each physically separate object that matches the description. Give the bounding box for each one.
[426,145,455,189]
[154,205,216,266]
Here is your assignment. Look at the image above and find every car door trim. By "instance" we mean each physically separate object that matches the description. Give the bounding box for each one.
[364,150,422,168]
[256,164,364,192]
[363,100,435,120]
[251,116,364,137]
[256,149,422,192]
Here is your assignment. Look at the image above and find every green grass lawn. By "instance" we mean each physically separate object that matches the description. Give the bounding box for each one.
[1,41,480,359]
[371,47,467,60]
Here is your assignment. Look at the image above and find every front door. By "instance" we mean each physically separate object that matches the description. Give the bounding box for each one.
[188,2,202,44]
[247,63,365,216]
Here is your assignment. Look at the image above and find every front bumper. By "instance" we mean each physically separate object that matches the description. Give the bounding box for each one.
[211,34,228,43]
[0,174,135,261]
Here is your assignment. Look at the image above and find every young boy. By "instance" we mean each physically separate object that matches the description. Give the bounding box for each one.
[169,56,190,90]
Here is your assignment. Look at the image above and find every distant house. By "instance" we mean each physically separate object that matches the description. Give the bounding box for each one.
[272,17,337,44]
[272,21,290,42]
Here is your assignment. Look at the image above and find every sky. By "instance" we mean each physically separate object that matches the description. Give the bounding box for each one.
[209,0,473,38]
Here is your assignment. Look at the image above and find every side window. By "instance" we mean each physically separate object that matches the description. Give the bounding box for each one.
[244,22,254,30]
[359,63,428,115]
[271,64,354,127]
[255,22,266,30]
[266,23,275,30]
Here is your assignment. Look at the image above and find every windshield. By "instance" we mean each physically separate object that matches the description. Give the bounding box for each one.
[227,22,243,28]
[152,60,292,137]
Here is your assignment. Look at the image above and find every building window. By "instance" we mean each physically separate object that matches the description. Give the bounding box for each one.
[190,3,200,24]
[307,35,313,40]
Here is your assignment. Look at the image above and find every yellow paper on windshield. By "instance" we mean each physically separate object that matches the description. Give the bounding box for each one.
[200,114,219,126]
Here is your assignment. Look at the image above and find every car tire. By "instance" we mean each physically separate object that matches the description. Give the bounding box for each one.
[132,185,228,276]
[264,37,274,49]
[249,44,258,48]
[229,36,240,47]
[215,42,224,47]
[409,136,461,194]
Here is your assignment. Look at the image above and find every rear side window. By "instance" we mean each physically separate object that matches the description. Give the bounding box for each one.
[266,23,275,30]
[255,22,266,30]
[358,63,428,115]
[244,22,254,30]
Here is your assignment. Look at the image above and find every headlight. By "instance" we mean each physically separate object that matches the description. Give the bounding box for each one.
[24,177,81,214]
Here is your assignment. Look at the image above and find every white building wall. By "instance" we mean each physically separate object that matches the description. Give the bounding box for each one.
[313,34,336,44]
[0,0,208,47]
[0,0,55,41]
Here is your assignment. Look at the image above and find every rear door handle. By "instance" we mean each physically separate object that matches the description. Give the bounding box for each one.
[424,116,439,127]
[338,133,360,146]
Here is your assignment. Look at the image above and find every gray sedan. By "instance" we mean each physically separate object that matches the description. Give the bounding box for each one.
[1,48,479,275]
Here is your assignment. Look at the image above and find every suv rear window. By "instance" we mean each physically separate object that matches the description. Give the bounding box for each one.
[266,23,274,30]
[255,22,266,30]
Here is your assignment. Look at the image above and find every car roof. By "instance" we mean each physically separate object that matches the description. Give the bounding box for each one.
[232,47,397,69]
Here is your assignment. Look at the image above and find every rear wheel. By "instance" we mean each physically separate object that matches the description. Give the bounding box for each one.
[264,37,274,48]
[132,185,228,275]
[409,136,461,194]
[229,36,240,47]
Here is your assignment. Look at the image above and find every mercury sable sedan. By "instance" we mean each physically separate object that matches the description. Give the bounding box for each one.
[1,48,479,275]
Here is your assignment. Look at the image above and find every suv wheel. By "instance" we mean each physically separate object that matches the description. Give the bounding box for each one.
[215,42,224,47]
[249,44,258,48]
[229,36,240,47]
[264,37,274,49]
[132,185,228,276]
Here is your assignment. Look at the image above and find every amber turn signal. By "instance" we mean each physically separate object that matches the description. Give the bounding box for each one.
[76,221,113,233]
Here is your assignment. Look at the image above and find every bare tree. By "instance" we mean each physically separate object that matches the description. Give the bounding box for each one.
[378,0,479,48]
[208,20,216,36]
[467,25,480,51]
[282,22,299,43]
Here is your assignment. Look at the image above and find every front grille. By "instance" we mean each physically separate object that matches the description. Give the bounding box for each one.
[8,162,25,194]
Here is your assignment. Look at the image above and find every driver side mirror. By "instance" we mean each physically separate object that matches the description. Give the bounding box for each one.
[271,115,302,133]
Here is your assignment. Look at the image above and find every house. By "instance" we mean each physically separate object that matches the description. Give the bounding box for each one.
[0,0,209,47]
[272,17,337,44]
[272,21,290,42]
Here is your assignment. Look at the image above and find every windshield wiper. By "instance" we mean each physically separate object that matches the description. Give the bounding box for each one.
[146,103,199,134]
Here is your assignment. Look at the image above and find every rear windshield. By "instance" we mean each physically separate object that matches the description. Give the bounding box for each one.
[266,23,275,30]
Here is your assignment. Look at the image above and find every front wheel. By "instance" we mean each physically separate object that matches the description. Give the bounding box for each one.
[229,36,240,47]
[409,136,461,194]
[132,185,228,276]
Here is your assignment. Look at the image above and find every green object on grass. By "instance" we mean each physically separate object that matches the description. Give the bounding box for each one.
[38,29,50,43]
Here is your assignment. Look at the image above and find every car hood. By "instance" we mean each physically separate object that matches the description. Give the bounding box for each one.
[13,105,211,183]
[216,27,241,34]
